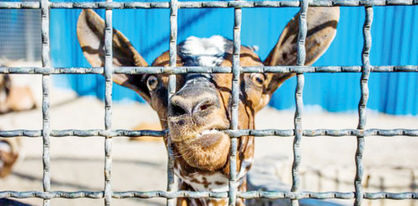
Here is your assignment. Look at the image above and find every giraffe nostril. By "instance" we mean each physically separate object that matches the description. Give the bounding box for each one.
[169,86,219,117]
[199,103,211,112]
[171,104,189,116]
[194,100,215,114]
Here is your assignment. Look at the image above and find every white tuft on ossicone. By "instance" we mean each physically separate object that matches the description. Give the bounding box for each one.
[179,35,228,67]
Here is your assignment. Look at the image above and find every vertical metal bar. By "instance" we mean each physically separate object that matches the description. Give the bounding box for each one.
[40,0,51,204]
[229,6,242,206]
[104,3,114,206]
[354,6,373,206]
[167,0,178,205]
[24,10,35,61]
[291,0,308,205]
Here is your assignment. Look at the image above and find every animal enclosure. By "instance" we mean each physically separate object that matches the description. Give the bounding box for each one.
[0,1,417,206]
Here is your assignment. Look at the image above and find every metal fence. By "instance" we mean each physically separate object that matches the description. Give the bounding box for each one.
[0,0,417,206]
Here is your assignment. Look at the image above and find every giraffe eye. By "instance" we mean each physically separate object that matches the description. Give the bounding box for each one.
[250,73,265,87]
[146,75,159,91]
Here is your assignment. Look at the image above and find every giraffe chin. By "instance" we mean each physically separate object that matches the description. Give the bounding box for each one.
[176,131,230,171]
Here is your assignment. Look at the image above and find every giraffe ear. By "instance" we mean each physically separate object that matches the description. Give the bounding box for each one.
[264,7,340,93]
[77,9,152,101]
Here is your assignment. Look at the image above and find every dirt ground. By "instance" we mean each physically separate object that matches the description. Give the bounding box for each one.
[0,93,417,206]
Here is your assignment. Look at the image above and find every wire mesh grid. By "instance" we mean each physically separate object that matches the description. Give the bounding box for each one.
[0,0,417,206]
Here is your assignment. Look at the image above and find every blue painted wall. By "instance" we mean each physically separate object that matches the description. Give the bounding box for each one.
[50,0,418,115]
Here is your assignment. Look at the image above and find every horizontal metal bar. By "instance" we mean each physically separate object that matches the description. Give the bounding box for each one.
[0,191,104,199]
[0,65,416,75]
[0,191,227,199]
[0,129,416,138]
[0,0,417,9]
[0,191,416,200]
[0,129,166,137]
[239,191,417,200]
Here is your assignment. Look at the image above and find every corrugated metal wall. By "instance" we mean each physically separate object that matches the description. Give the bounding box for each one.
[0,5,41,61]
[50,1,417,115]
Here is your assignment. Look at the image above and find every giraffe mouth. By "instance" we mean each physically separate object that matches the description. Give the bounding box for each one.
[192,129,227,146]
[167,102,230,171]
[175,129,230,171]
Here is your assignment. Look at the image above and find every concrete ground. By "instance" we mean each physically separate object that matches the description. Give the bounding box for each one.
[0,94,417,206]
